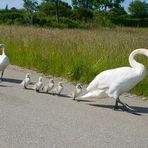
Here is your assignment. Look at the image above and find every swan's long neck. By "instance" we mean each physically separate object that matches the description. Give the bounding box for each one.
[129,49,148,76]
[2,47,5,55]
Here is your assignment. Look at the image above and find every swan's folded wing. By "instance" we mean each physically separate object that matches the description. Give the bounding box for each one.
[87,67,137,92]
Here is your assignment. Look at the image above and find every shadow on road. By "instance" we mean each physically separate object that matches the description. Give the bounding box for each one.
[129,106,148,114]
[2,78,22,84]
[51,93,71,98]
[76,99,96,102]
[24,89,72,98]
[88,104,148,115]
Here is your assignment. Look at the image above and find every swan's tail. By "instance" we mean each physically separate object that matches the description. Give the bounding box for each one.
[79,90,106,99]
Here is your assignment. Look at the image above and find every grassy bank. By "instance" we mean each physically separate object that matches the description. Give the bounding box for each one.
[0,25,148,96]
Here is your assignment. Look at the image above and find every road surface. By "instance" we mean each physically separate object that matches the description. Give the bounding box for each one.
[0,65,148,148]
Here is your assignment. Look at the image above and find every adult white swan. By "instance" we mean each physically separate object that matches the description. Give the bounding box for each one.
[0,44,9,80]
[80,48,148,110]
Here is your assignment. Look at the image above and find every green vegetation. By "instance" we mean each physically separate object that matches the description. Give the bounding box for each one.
[0,25,148,95]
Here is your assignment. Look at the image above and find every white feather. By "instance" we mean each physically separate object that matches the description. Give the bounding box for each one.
[20,73,31,89]
[52,82,63,95]
[0,44,9,78]
[44,78,54,93]
[80,49,148,100]
[33,77,43,92]
[72,84,82,100]
[56,82,63,94]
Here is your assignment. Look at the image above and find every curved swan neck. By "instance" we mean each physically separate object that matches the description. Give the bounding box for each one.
[129,49,148,72]
[2,47,6,55]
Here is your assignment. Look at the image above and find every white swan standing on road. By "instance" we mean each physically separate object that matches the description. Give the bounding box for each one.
[33,77,43,92]
[43,78,54,93]
[0,44,9,80]
[72,83,82,100]
[56,82,63,95]
[80,48,148,110]
[52,82,63,95]
[20,73,31,89]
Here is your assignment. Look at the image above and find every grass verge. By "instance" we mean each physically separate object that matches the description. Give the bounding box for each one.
[0,25,148,96]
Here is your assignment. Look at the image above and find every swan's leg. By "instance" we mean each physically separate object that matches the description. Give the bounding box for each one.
[116,98,136,111]
[73,96,76,100]
[114,99,119,110]
[114,98,129,111]
[36,89,40,92]
[1,71,4,81]
[117,98,126,106]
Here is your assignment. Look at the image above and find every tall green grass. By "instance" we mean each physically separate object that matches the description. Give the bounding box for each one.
[0,25,148,96]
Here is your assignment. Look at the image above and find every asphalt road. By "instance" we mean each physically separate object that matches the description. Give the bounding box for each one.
[0,65,148,148]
